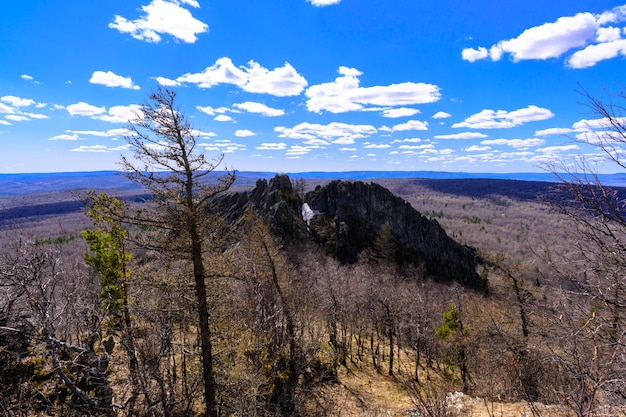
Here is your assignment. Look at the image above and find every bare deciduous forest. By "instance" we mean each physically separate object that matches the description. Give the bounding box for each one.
[1,88,625,417]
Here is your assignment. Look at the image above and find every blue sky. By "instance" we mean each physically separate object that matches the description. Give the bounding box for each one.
[1,0,626,174]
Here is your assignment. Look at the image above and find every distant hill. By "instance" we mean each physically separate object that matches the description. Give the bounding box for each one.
[2,170,626,196]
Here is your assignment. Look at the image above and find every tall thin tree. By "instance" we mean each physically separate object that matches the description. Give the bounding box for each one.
[117,87,235,416]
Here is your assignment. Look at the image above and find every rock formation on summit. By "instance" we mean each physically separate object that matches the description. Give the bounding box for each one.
[213,175,481,289]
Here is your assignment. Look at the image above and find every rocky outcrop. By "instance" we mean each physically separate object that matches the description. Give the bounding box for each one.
[212,175,482,289]
[305,180,480,288]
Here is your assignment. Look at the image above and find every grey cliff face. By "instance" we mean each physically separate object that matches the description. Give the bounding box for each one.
[305,180,481,288]
[213,175,481,289]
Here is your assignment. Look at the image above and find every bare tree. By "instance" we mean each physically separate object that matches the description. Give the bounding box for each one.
[95,87,235,416]
[544,85,626,414]
[0,234,115,415]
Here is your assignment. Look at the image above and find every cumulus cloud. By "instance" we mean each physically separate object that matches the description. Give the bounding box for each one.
[65,102,141,123]
[465,145,492,152]
[98,105,142,123]
[1,96,36,107]
[233,101,285,116]
[434,132,488,140]
[537,144,580,153]
[21,74,40,84]
[535,127,577,136]
[480,138,545,148]
[276,121,377,145]
[461,47,489,62]
[432,111,452,119]
[65,128,132,137]
[452,105,554,129]
[50,133,82,141]
[90,71,140,89]
[286,145,319,157]
[196,105,230,116]
[305,66,440,113]
[463,4,626,68]
[381,107,420,118]
[5,115,30,122]
[234,129,256,137]
[66,102,106,117]
[256,142,287,151]
[463,12,598,62]
[163,57,307,97]
[567,39,626,68]
[198,139,245,153]
[214,114,233,122]
[363,142,391,149]
[307,0,341,6]
[0,96,49,123]
[387,120,429,132]
[109,0,208,43]
[572,116,626,130]
[71,144,131,152]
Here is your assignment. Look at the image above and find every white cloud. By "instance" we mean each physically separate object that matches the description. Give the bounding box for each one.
[98,105,142,123]
[196,105,230,116]
[5,115,30,122]
[597,26,622,42]
[109,0,208,43]
[180,0,200,7]
[234,129,256,137]
[391,138,422,143]
[21,74,40,84]
[461,47,488,62]
[65,102,141,123]
[286,145,318,156]
[169,57,307,97]
[434,132,488,140]
[307,0,341,6]
[537,144,580,153]
[275,122,377,144]
[22,112,48,120]
[389,120,429,131]
[214,114,233,122]
[50,133,81,141]
[481,138,545,148]
[466,145,492,152]
[381,107,420,118]
[535,127,577,136]
[462,5,626,67]
[213,139,246,153]
[399,144,435,151]
[153,76,180,87]
[464,12,598,62]
[572,116,626,130]
[256,142,287,151]
[233,101,285,117]
[1,96,35,107]
[190,129,216,138]
[0,120,11,125]
[452,105,554,129]
[71,145,108,153]
[432,111,452,119]
[90,71,140,89]
[64,128,131,137]
[0,103,15,114]
[66,102,106,117]
[597,5,626,25]
[363,142,391,149]
[567,39,626,68]
[305,66,440,113]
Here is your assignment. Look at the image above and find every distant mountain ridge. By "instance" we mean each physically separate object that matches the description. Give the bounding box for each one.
[2,170,626,195]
